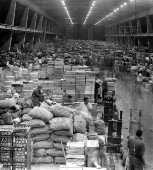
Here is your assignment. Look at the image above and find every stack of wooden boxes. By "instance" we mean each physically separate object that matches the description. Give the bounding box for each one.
[75,71,86,102]
[66,142,85,167]
[63,71,76,102]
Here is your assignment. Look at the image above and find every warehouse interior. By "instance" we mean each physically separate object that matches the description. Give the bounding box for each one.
[0,0,153,170]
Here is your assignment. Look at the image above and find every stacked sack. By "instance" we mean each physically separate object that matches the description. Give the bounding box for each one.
[49,104,74,164]
[21,106,54,164]
[0,98,20,125]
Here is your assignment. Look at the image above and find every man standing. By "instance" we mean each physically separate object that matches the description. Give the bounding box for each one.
[127,129,145,170]
[32,85,44,107]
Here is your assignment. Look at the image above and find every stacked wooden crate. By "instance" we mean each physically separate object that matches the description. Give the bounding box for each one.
[4,74,15,90]
[38,65,48,80]
[47,60,55,80]
[51,80,63,103]
[75,71,86,102]
[39,80,63,103]
[85,71,96,103]
[63,71,76,102]
[54,59,64,79]
[66,142,85,167]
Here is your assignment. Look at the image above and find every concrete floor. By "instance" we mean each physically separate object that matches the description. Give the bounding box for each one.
[115,73,153,170]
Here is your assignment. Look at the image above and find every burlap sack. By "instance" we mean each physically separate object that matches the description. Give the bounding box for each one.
[30,119,46,128]
[31,126,50,137]
[33,141,53,149]
[50,134,71,144]
[54,130,73,137]
[49,117,73,133]
[54,157,66,164]
[32,134,50,143]
[32,156,53,164]
[29,106,53,122]
[34,149,47,157]
[46,148,64,157]
[50,104,74,118]
[53,142,66,150]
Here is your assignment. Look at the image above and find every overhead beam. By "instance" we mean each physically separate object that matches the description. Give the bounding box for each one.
[108,6,153,27]
[16,0,56,23]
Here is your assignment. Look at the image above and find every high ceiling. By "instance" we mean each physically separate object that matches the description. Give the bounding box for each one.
[20,0,153,26]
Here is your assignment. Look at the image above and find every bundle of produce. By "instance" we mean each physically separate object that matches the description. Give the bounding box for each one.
[66,141,85,167]
[94,119,106,135]
[0,98,20,125]
[49,117,73,164]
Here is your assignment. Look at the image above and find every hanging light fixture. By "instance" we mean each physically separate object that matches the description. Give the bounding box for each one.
[83,0,96,25]
[60,0,74,24]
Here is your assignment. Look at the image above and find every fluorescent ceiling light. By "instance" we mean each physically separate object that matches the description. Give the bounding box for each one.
[60,0,73,24]
[120,4,124,8]
[95,1,129,25]
[123,2,127,6]
[83,0,96,25]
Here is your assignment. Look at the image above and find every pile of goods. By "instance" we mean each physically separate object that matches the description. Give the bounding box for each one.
[66,142,85,167]
[0,98,20,125]
[21,102,88,165]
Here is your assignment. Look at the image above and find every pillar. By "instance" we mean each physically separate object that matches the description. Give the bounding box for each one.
[146,15,153,33]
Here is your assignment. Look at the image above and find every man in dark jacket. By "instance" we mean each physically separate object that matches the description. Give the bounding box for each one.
[32,85,44,106]
[128,129,145,170]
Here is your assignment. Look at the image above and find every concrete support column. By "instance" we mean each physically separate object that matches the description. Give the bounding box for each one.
[138,39,141,47]
[129,21,133,34]
[20,7,29,47]
[1,32,13,51]
[43,19,47,41]
[146,15,153,33]
[137,19,142,34]
[6,0,16,25]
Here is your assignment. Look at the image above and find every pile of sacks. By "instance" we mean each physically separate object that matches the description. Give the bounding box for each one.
[23,106,54,164]
[21,102,86,165]
[49,104,74,164]
[0,98,20,125]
